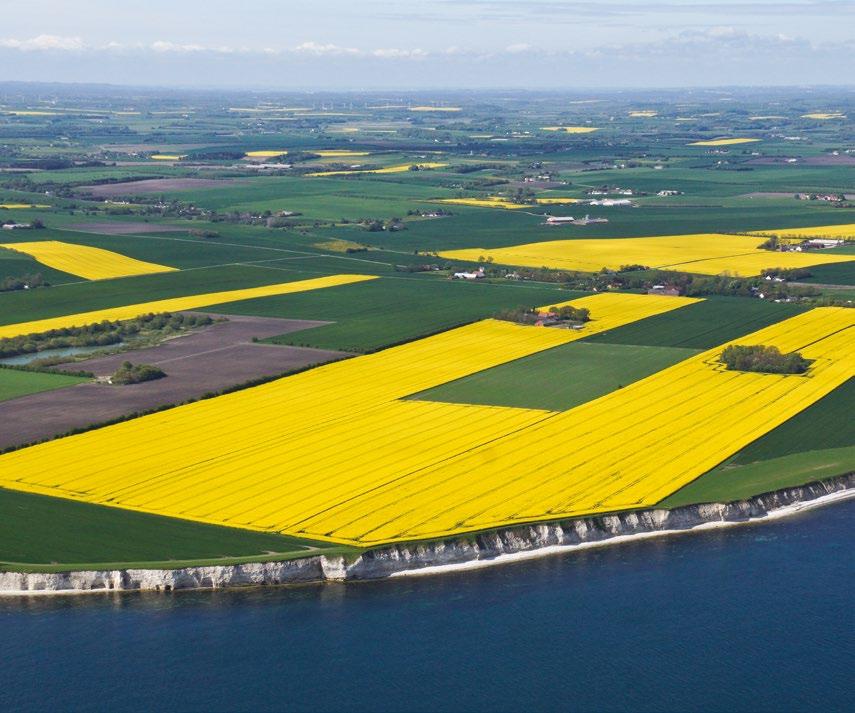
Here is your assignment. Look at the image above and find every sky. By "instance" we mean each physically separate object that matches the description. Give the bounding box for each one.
[0,0,853,89]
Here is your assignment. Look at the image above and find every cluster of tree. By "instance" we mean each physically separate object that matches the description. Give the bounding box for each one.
[189,150,246,160]
[546,305,590,322]
[0,273,47,293]
[494,305,589,326]
[0,312,213,359]
[0,218,44,230]
[110,361,166,385]
[406,208,452,217]
[394,263,447,273]
[720,345,811,374]
[761,267,813,280]
[362,217,405,232]
[479,264,828,302]
[452,164,497,174]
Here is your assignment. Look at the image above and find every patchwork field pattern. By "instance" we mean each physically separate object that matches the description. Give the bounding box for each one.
[0,240,176,280]
[440,232,854,277]
[0,274,378,339]
[0,293,702,545]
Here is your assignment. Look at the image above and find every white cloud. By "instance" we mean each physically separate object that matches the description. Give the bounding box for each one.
[149,41,207,53]
[505,43,531,53]
[371,47,428,59]
[291,41,359,56]
[0,34,86,51]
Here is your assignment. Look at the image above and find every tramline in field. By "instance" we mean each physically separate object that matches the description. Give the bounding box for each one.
[3,295,850,546]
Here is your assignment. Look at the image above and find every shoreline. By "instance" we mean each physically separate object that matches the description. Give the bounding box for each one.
[2,473,852,596]
[389,486,854,579]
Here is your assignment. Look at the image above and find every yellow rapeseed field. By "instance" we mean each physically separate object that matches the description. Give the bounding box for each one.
[436,197,529,209]
[0,204,50,209]
[0,274,377,340]
[541,126,599,133]
[747,224,854,240]
[333,307,851,543]
[150,154,186,160]
[308,162,447,176]
[629,111,657,117]
[439,232,854,277]
[0,241,176,280]
[688,138,760,146]
[801,113,845,120]
[245,150,288,157]
[0,293,704,545]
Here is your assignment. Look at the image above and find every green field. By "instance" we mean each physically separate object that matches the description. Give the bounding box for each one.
[410,342,699,411]
[659,446,855,508]
[0,487,347,571]
[0,368,88,402]
[584,297,807,349]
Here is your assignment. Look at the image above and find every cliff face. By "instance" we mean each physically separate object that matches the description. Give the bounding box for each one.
[2,474,852,595]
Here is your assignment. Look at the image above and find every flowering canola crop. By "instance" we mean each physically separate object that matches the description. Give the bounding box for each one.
[0,293,702,545]
[308,162,447,177]
[0,274,377,340]
[688,138,760,146]
[0,240,177,280]
[747,224,854,240]
[439,232,854,277]
[436,197,530,209]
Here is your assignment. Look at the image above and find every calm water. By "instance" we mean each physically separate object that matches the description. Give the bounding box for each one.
[1,502,852,713]
[0,343,120,365]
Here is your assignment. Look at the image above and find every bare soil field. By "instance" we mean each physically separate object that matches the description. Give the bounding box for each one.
[68,221,189,235]
[0,314,345,449]
[78,178,249,197]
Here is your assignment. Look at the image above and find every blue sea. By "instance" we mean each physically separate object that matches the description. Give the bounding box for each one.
[1,501,852,713]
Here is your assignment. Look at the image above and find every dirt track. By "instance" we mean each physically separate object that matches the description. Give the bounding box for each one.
[0,314,345,450]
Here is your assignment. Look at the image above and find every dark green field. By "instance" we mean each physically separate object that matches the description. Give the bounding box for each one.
[659,446,855,508]
[0,488,345,570]
[584,297,807,349]
[730,378,855,464]
[0,368,88,402]
[410,342,699,411]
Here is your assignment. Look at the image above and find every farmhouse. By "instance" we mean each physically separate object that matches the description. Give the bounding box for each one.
[589,198,634,207]
[546,216,575,225]
[647,285,682,296]
[452,267,485,280]
[805,238,845,248]
[1,222,31,230]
